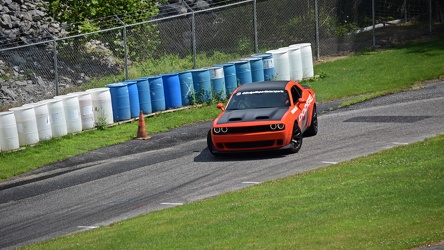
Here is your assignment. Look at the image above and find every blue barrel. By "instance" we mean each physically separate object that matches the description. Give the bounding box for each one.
[207,66,226,100]
[136,78,152,114]
[178,71,194,106]
[106,82,130,122]
[214,63,237,96]
[252,53,275,81]
[162,73,182,109]
[148,75,166,112]
[241,57,264,82]
[230,61,252,85]
[190,69,212,103]
[124,80,140,118]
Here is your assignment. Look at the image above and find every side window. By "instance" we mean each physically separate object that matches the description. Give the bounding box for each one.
[290,86,301,104]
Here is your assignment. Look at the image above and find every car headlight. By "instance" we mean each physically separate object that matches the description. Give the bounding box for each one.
[270,124,285,131]
[213,127,228,134]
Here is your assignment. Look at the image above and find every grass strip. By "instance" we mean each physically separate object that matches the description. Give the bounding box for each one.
[24,134,444,250]
[307,35,444,102]
[0,105,220,180]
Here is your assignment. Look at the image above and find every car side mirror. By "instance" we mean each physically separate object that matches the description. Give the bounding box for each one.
[217,103,225,111]
[298,98,306,104]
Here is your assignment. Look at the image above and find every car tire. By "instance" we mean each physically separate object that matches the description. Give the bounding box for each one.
[304,105,318,137]
[288,122,303,154]
[207,130,218,156]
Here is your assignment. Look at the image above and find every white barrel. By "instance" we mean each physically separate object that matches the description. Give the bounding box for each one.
[68,92,94,130]
[86,88,114,125]
[0,111,20,151]
[23,102,52,141]
[40,99,68,138]
[266,49,290,80]
[280,46,303,81]
[9,106,40,146]
[290,43,314,78]
[54,95,82,134]
[207,66,226,100]
[208,66,225,80]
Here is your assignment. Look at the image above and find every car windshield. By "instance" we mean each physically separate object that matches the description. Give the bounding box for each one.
[226,90,290,110]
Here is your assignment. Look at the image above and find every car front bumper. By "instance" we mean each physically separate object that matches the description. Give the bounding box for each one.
[211,129,292,153]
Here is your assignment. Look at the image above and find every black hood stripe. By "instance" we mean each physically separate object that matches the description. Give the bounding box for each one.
[217,108,288,124]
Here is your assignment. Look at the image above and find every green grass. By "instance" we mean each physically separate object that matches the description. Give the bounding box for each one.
[1,33,444,181]
[23,135,444,250]
[75,52,244,91]
[306,35,444,102]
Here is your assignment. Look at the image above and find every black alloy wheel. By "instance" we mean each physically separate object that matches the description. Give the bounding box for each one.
[288,122,303,153]
[207,130,218,156]
[304,105,318,137]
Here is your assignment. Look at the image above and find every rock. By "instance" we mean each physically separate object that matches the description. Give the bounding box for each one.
[1,86,18,100]
[7,2,19,12]
[31,9,44,21]
[22,11,33,21]
[10,53,26,64]
[0,14,12,28]
[16,80,27,86]
[19,21,32,34]
[30,73,44,86]
[194,0,210,10]
[170,3,188,14]
[184,0,196,6]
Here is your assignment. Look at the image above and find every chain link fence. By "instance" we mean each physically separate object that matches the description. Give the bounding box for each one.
[0,0,442,110]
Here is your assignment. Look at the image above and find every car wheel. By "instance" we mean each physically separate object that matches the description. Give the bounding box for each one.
[304,105,318,137]
[207,130,218,156]
[288,122,303,153]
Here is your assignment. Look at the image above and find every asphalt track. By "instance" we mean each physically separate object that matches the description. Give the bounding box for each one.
[0,81,443,249]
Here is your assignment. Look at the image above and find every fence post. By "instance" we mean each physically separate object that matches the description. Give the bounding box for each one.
[429,0,433,33]
[253,0,258,53]
[192,13,196,69]
[372,0,376,47]
[403,0,408,21]
[183,1,197,69]
[47,31,59,96]
[114,14,129,80]
[314,0,320,60]
[53,40,59,96]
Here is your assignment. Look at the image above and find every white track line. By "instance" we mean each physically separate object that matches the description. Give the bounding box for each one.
[242,181,261,184]
[321,161,338,165]
[77,226,99,229]
[392,142,409,145]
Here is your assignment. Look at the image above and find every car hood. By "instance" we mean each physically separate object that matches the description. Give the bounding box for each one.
[217,108,288,124]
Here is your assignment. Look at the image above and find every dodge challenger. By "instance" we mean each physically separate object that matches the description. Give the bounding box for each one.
[207,80,318,155]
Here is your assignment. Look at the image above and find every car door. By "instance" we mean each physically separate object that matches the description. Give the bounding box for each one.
[293,85,311,131]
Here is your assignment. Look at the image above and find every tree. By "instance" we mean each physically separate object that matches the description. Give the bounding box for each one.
[43,0,166,63]
[43,0,162,33]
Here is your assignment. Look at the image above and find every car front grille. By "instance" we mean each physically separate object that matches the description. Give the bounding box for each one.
[223,125,274,134]
[224,140,276,149]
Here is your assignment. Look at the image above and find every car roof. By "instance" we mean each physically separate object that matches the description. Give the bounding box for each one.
[236,81,290,92]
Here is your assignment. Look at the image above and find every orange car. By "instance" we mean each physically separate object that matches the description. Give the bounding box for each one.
[207,80,317,155]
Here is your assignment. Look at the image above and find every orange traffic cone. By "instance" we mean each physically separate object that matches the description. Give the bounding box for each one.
[135,110,151,140]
